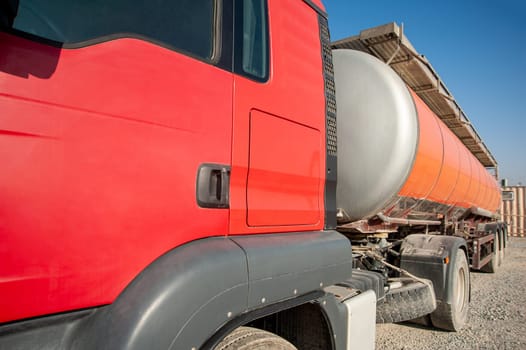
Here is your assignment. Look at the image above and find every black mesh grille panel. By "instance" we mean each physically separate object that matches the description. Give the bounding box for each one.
[319,16,337,156]
[319,15,337,229]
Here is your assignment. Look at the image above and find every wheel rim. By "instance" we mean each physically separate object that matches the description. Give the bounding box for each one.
[456,264,467,313]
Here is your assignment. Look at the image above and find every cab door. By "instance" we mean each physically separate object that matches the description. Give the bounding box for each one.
[230,0,327,234]
[0,0,234,323]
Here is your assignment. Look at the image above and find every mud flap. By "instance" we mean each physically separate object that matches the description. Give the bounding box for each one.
[376,278,436,323]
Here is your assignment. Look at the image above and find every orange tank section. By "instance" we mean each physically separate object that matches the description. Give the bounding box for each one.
[450,142,473,208]
[446,135,469,206]
[467,153,481,207]
[398,91,442,200]
[427,120,460,204]
[398,90,500,214]
[480,171,490,210]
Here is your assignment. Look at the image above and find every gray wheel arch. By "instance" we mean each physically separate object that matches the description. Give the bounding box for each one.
[69,231,352,350]
[400,234,469,304]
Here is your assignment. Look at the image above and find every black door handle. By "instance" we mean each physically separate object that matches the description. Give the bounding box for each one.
[196,164,230,208]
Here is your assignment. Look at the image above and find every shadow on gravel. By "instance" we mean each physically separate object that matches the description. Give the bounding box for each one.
[396,321,449,333]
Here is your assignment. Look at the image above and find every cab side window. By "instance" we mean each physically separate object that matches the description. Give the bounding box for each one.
[235,0,269,81]
[10,0,217,60]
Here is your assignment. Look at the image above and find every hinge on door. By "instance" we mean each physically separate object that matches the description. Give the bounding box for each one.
[196,164,230,208]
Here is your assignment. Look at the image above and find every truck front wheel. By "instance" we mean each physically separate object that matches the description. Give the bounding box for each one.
[430,249,469,331]
[214,327,297,350]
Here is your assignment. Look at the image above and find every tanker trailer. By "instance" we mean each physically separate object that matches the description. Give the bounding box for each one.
[332,49,505,331]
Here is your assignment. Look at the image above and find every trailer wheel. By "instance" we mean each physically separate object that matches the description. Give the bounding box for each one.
[500,228,507,262]
[214,327,297,350]
[430,249,469,331]
[376,278,436,324]
[481,233,499,273]
[503,225,508,258]
[498,230,505,266]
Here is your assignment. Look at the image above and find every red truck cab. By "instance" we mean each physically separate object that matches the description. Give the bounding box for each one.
[1,1,364,349]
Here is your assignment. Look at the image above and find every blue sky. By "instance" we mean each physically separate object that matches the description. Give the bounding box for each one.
[324,0,526,186]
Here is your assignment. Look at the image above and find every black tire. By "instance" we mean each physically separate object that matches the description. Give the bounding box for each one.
[497,230,504,265]
[430,249,469,331]
[376,278,436,324]
[481,233,499,273]
[214,327,297,350]
[504,225,508,256]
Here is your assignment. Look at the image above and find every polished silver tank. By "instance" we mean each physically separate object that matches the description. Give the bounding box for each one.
[333,49,419,221]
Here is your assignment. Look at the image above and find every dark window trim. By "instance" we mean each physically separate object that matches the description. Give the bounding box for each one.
[210,0,224,63]
[217,0,234,72]
[5,30,219,63]
[233,0,270,83]
[302,0,328,19]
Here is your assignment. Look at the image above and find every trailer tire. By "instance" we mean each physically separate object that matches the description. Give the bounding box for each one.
[481,233,499,273]
[376,279,436,324]
[503,225,508,258]
[498,230,504,264]
[430,249,469,331]
[214,327,297,350]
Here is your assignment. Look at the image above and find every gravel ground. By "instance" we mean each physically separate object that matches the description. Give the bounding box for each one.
[376,238,526,350]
